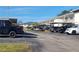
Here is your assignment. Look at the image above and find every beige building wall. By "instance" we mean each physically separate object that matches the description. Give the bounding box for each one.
[74,12,79,24]
[54,19,65,23]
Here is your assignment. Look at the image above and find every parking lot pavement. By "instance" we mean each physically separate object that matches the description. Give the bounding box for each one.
[28,31,79,52]
[0,31,79,52]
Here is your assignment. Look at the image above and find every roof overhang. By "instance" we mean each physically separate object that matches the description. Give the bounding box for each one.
[71,9,79,13]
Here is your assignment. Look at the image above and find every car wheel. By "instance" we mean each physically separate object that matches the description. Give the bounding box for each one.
[50,30,54,32]
[9,31,16,38]
[72,30,76,35]
[50,29,53,32]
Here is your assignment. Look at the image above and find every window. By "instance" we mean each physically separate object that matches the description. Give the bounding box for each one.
[65,17,68,19]
[69,14,74,19]
[72,25,78,28]
[69,16,73,19]
[5,20,11,26]
[0,21,5,27]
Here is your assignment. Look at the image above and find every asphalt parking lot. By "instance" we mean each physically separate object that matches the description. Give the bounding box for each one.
[0,31,79,52]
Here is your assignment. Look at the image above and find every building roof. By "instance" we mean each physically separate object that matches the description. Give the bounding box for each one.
[71,9,79,13]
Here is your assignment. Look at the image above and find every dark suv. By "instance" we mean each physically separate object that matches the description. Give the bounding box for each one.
[0,20,24,37]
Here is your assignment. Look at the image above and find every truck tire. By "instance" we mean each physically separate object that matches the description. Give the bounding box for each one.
[72,30,76,35]
[9,31,16,38]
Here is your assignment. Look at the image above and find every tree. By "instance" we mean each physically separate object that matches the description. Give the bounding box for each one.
[17,20,23,25]
[31,22,39,26]
[58,10,70,16]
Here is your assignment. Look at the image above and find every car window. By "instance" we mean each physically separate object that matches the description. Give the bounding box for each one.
[0,21,5,27]
[5,21,11,26]
[72,25,78,28]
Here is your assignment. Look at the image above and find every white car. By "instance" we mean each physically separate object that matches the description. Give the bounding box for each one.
[65,24,79,35]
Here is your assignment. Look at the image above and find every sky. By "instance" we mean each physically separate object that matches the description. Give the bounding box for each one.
[0,6,79,23]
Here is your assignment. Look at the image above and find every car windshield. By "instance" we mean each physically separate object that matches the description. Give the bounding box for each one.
[72,25,78,28]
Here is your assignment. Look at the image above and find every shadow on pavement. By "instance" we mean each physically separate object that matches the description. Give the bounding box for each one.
[0,32,37,38]
[16,32,37,38]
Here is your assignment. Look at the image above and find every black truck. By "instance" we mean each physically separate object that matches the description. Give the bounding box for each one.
[0,18,24,37]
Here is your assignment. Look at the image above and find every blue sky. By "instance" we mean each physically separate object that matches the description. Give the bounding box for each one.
[0,6,79,23]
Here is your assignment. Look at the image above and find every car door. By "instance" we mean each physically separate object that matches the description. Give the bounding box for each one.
[76,26,79,33]
[0,20,11,34]
[0,21,3,34]
[0,20,6,34]
[3,20,12,34]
